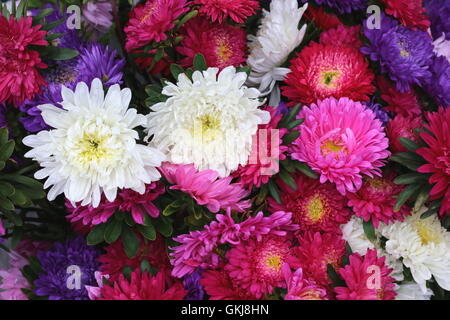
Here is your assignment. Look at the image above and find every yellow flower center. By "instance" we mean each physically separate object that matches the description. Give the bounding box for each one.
[369,177,385,189]
[306,194,326,223]
[192,113,222,142]
[321,140,344,155]
[265,255,282,271]
[76,132,113,164]
[216,39,233,64]
[400,49,409,57]
[140,4,157,23]
[321,70,341,88]
[416,220,442,245]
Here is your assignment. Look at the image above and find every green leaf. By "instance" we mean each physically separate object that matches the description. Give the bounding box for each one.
[121,265,133,281]
[0,182,14,197]
[278,170,297,191]
[87,223,107,245]
[0,140,15,161]
[0,128,8,145]
[163,200,184,216]
[193,53,207,71]
[390,155,423,171]
[11,227,24,249]
[15,0,28,19]
[0,174,43,190]
[0,197,14,211]
[394,173,428,185]
[286,118,304,130]
[170,64,184,81]
[282,131,300,145]
[35,7,54,20]
[175,9,198,30]
[8,189,28,206]
[362,219,376,241]
[255,183,268,205]
[294,161,319,179]
[284,104,301,125]
[45,33,64,42]
[394,183,422,212]
[399,137,421,152]
[154,217,173,237]
[145,84,162,96]
[104,219,123,244]
[40,18,65,31]
[122,226,139,259]
[268,180,281,204]
[327,264,345,287]
[137,224,156,241]
[41,47,79,61]
[2,210,22,226]
[140,259,151,273]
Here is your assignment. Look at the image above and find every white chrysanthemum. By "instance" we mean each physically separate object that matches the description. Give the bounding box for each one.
[145,67,269,177]
[23,79,165,207]
[341,216,404,281]
[379,209,450,293]
[395,282,433,300]
[246,0,308,96]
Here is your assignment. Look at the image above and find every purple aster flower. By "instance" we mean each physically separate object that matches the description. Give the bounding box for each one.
[362,13,434,93]
[364,100,391,126]
[34,237,101,300]
[422,55,450,107]
[183,269,205,300]
[425,0,450,40]
[0,103,6,128]
[300,0,368,14]
[82,0,114,34]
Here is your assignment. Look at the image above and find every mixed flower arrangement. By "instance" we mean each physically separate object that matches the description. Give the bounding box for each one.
[0,0,449,301]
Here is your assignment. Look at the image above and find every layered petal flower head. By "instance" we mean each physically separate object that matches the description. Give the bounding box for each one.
[246,0,308,96]
[177,17,247,71]
[124,0,189,51]
[282,42,375,105]
[0,16,48,105]
[145,67,269,177]
[379,0,430,31]
[425,0,450,41]
[290,97,390,195]
[160,163,251,213]
[282,264,328,300]
[422,55,450,107]
[200,268,258,300]
[23,78,165,207]
[193,0,259,23]
[377,76,422,117]
[334,249,396,300]
[386,114,422,153]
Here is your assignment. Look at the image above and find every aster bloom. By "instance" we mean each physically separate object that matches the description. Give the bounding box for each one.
[379,0,430,31]
[183,269,205,300]
[377,76,422,117]
[395,282,433,300]
[170,210,297,278]
[23,79,165,207]
[231,107,288,189]
[386,115,422,153]
[287,231,346,288]
[193,0,259,23]
[177,17,247,71]
[422,55,450,107]
[380,208,450,293]
[0,250,31,300]
[34,237,100,300]
[282,42,375,105]
[246,0,308,96]
[268,175,351,233]
[224,235,291,299]
[347,173,411,228]
[0,16,48,105]
[334,249,396,300]
[124,0,189,52]
[301,0,367,14]
[160,163,250,213]
[145,67,269,177]
[82,0,114,34]
[362,14,434,93]
[416,108,450,216]
[319,25,362,49]
[364,101,390,126]
[304,5,341,31]
[200,268,257,300]
[97,269,187,300]
[67,182,165,227]
[282,264,328,300]
[425,0,450,40]
[290,97,390,195]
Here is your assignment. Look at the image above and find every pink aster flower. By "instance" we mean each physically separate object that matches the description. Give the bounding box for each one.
[177,17,247,70]
[124,0,189,52]
[224,234,291,299]
[67,182,165,228]
[290,97,391,195]
[160,163,250,213]
[268,175,351,233]
[200,268,258,300]
[170,210,298,278]
[379,0,430,31]
[192,0,259,23]
[232,107,288,189]
[335,249,397,300]
[386,115,422,153]
[347,172,411,228]
[378,76,422,117]
[319,25,362,49]
[282,264,329,300]
[0,266,29,300]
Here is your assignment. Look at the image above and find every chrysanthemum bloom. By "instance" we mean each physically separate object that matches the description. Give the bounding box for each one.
[246,0,307,96]
[67,182,165,228]
[23,79,165,207]
[304,5,341,31]
[200,268,257,300]
[145,67,269,177]
[425,0,450,41]
[395,282,433,300]
[422,55,450,107]
[379,0,430,31]
[82,0,113,34]
[386,115,422,153]
[319,25,361,49]
[287,231,346,289]
[160,163,250,212]
[99,235,170,282]
[416,108,450,216]
[300,0,367,14]
[224,234,291,299]
[377,76,421,117]
[231,107,288,189]
[334,249,396,300]
[282,42,375,105]
[0,16,47,105]
[268,175,351,233]
[347,173,411,228]
[124,0,189,51]
[34,237,101,300]
[362,14,433,93]
[177,17,247,71]
[193,0,259,23]
[282,264,328,300]
[183,269,205,300]
[379,208,450,293]
[97,269,187,300]
[290,97,390,195]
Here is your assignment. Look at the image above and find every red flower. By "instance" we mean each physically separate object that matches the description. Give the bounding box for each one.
[319,25,362,49]
[386,115,422,153]
[378,76,422,117]
[200,268,258,300]
[304,6,341,31]
[416,108,450,216]
[192,0,259,23]
[0,16,47,105]
[380,0,430,31]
